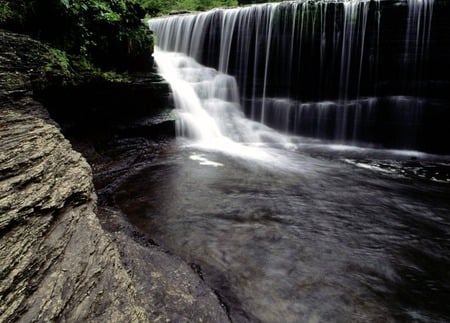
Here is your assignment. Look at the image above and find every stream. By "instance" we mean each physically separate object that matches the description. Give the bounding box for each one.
[115,140,450,322]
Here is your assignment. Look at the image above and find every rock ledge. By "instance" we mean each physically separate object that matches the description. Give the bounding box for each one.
[0,30,228,322]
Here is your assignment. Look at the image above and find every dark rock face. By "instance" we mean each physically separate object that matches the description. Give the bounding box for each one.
[38,73,173,134]
[0,30,229,322]
[0,95,145,322]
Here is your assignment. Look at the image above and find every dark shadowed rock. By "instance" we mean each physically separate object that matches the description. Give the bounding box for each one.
[0,30,229,322]
[0,100,147,322]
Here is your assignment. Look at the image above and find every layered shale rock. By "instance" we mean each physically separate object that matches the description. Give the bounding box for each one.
[0,97,147,322]
[0,30,229,322]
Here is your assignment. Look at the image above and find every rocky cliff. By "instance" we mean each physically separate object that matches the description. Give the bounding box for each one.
[0,30,229,322]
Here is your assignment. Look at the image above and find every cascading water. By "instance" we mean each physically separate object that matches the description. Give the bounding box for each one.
[114,3,450,322]
[153,48,292,162]
[149,0,450,154]
[403,0,435,94]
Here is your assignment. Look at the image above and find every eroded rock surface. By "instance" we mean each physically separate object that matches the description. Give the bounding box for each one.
[0,30,229,322]
[0,100,147,322]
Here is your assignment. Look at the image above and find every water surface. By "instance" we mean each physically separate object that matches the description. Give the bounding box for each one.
[116,141,450,322]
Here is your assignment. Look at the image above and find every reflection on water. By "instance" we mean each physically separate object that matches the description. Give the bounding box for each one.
[115,142,450,322]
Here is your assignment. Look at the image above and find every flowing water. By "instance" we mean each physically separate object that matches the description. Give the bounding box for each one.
[149,0,450,153]
[117,1,450,321]
[124,149,450,321]
[117,135,450,322]
[115,47,450,321]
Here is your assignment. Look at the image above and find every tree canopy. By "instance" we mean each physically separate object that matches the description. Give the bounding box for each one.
[0,0,273,72]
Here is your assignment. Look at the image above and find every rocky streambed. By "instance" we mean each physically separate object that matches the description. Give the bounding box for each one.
[0,30,229,322]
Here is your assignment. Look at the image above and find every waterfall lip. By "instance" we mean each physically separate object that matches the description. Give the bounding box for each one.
[147,0,378,26]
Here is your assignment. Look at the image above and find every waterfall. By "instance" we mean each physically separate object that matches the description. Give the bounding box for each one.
[150,1,375,100]
[153,49,292,161]
[150,0,450,154]
[403,0,435,94]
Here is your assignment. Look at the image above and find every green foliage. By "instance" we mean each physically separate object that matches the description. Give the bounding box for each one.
[0,0,153,72]
[138,0,165,16]
[138,0,238,16]
[176,0,238,12]
[43,47,75,83]
[70,55,98,72]
[0,2,13,23]
[47,48,71,71]
[237,0,278,4]
[101,70,131,82]
[1,0,248,73]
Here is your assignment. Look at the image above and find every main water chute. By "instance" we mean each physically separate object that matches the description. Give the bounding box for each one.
[153,49,293,162]
[149,0,450,154]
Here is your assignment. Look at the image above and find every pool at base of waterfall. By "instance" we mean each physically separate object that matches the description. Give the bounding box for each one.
[142,1,450,320]
[114,139,450,323]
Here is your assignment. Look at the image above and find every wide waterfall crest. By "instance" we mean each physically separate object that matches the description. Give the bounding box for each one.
[149,0,450,154]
